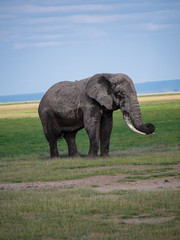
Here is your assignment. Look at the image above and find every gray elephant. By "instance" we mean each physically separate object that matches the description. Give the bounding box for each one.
[38,73,155,158]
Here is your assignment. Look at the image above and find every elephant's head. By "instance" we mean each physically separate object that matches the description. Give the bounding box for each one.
[86,73,155,135]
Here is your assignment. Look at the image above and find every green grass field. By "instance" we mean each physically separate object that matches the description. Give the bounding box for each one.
[0,94,180,240]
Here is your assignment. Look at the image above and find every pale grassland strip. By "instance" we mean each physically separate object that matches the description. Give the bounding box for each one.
[0,103,39,118]
[0,94,180,118]
[138,94,180,103]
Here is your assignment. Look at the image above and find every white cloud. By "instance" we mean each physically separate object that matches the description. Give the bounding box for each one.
[0,4,119,14]
[26,34,63,40]
[3,2,179,15]
[13,41,63,49]
[13,40,80,49]
[27,14,133,25]
[69,14,120,24]
[0,14,17,19]
[145,23,172,31]
[25,10,180,25]
[1,2,179,50]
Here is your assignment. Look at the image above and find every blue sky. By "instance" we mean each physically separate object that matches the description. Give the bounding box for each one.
[0,0,180,95]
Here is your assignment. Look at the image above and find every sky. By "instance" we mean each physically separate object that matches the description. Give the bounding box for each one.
[0,0,180,95]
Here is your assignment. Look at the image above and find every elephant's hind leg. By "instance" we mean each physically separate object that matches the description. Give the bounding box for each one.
[64,132,80,157]
[48,137,59,158]
[40,115,60,158]
[45,129,60,158]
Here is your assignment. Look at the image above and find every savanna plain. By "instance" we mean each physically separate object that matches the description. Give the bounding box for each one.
[0,93,180,240]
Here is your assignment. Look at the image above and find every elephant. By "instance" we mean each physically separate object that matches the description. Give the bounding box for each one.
[38,73,155,158]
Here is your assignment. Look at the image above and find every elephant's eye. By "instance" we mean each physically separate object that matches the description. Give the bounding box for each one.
[115,88,126,98]
[118,91,125,97]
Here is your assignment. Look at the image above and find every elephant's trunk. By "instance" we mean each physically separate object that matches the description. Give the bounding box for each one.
[123,96,155,135]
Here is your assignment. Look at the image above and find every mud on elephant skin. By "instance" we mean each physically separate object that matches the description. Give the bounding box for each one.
[38,73,155,158]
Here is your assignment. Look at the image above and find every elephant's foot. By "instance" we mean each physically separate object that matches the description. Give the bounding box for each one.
[100,153,110,158]
[49,142,59,159]
[87,153,98,159]
[50,153,60,159]
[69,152,80,158]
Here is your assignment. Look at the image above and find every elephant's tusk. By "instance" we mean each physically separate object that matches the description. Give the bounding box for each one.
[123,115,146,135]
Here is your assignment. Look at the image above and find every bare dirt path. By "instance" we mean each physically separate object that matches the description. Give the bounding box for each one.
[0,164,179,192]
[0,175,179,192]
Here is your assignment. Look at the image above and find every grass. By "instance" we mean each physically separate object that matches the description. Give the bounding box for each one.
[0,151,179,183]
[123,172,178,182]
[0,101,180,159]
[138,93,180,104]
[0,93,180,239]
[0,102,39,118]
[0,189,179,240]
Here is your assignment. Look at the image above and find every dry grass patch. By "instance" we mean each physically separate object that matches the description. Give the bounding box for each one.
[0,102,39,118]
[0,93,180,118]
[138,93,180,104]
[122,216,175,224]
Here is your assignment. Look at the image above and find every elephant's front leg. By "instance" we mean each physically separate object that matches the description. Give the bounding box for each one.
[84,107,101,158]
[100,111,113,157]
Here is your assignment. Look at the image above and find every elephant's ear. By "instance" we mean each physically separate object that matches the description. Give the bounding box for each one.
[86,74,113,110]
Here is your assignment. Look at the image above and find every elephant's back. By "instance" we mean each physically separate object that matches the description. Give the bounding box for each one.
[39,78,89,115]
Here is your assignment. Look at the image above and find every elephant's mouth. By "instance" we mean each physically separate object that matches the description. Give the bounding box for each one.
[123,113,155,135]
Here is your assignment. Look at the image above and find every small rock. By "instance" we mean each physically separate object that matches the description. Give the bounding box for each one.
[164,180,170,183]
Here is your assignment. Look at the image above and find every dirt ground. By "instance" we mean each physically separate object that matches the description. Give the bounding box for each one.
[0,164,179,192]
